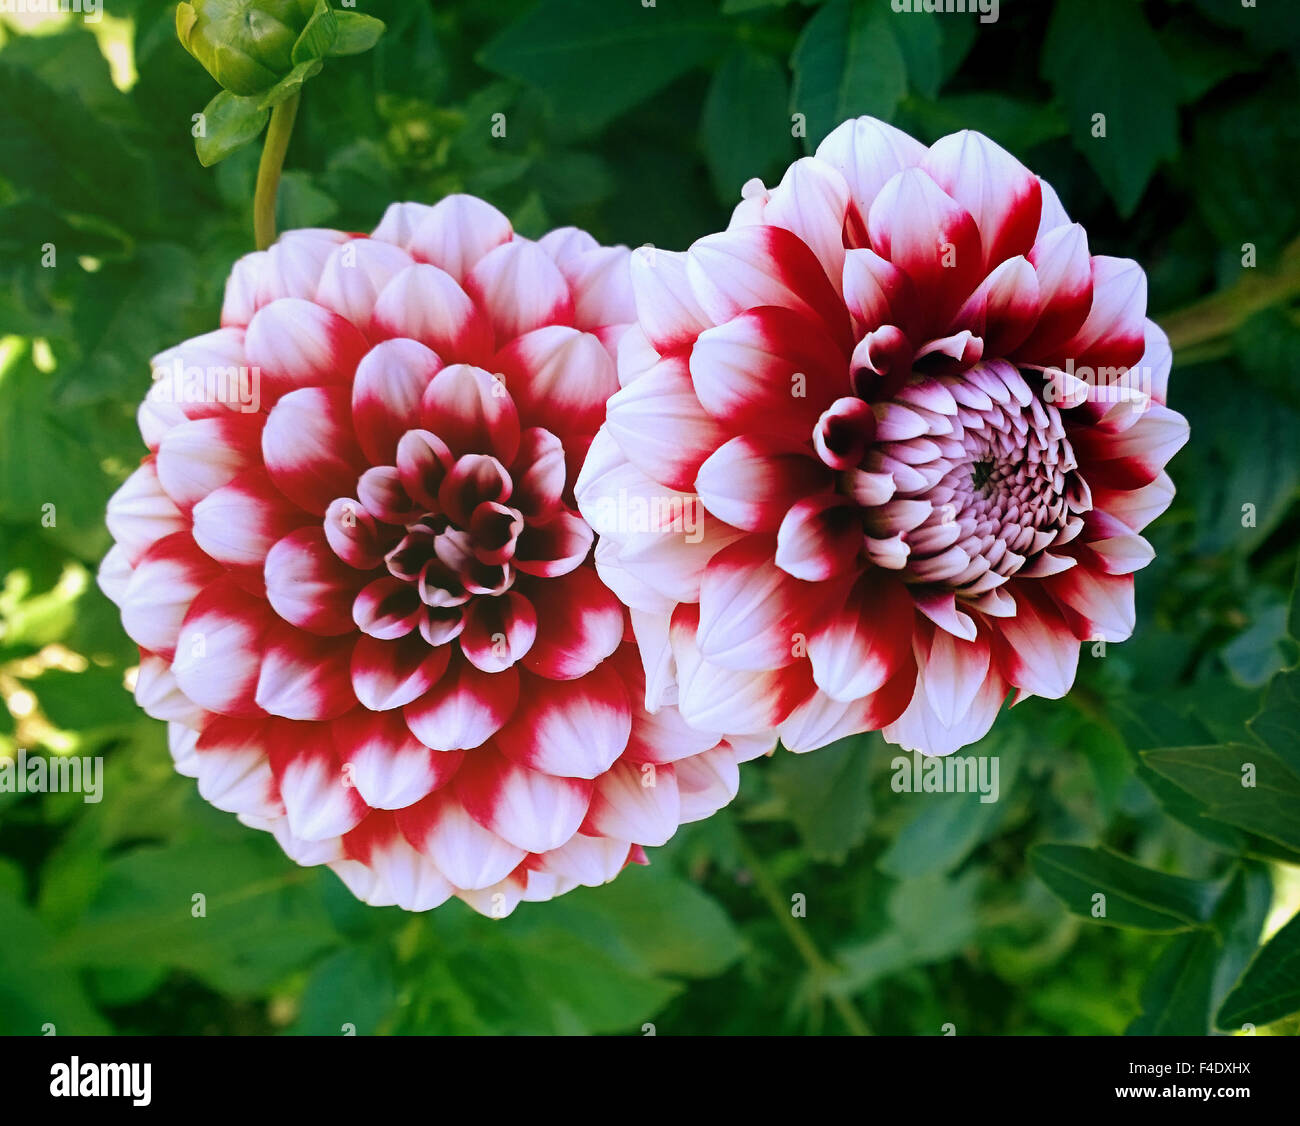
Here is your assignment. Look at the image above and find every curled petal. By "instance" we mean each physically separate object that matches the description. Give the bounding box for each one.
[404,657,518,752]
[263,386,367,516]
[495,663,632,779]
[513,510,594,578]
[696,539,832,671]
[466,238,574,344]
[604,354,731,493]
[690,305,848,436]
[583,759,680,848]
[335,709,462,809]
[351,632,452,713]
[372,264,494,365]
[521,567,625,681]
[420,363,521,464]
[173,578,274,718]
[922,130,1042,271]
[455,748,593,854]
[807,571,915,701]
[351,339,442,466]
[496,325,621,443]
[265,527,366,636]
[775,495,862,581]
[460,591,538,673]
[695,435,831,533]
[866,168,983,333]
[256,623,356,721]
[397,790,525,891]
[244,297,368,402]
[405,194,513,282]
[315,237,414,327]
[267,722,368,842]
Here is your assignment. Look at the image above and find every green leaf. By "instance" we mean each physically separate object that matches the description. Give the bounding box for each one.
[1161,15,1257,103]
[1235,309,1300,414]
[538,865,744,979]
[326,10,386,57]
[290,946,397,1035]
[0,26,129,120]
[480,0,726,134]
[56,243,204,408]
[831,870,980,994]
[1030,844,1224,932]
[275,170,340,229]
[1127,930,1220,1036]
[0,341,113,557]
[1127,865,1271,1036]
[30,666,142,734]
[1291,552,1300,644]
[790,0,906,150]
[1217,911,1300,1030]
[900,93,1068,153]
[877,740,1021,878]
[1190,0,1300,59]
[443,923,680,1034]
[1179,380,1300,557]
[1112,697,1246,851]
[51,840,339,994]
[1223,602,1290,689]
[0,885,109,1034]
[1189,75,1300,257]
[88,965,169,1009]
[1142,743,1300,853]
[1210,864,1274,1009]
[936,12,976,83]
[1075,722,1133,823]
[768,737,872,862]
[534,151,615,208]
[291,0,337,65]
[257,58,324,111]
[700,47,794,202]
[0,561,83,651]
[892,10,943,99]
[1249,666,1300,777]
[1042,0,1178,216]
[195,89,270,167]
[0,57,154,229]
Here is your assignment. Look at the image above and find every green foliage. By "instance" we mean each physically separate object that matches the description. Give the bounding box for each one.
[0,0,1296,1037]
[1031,844,1225,932]
[701,46,794,201]
[1217,911,1300,1030]
[1042,0,1180,217]
[479,0,728,135]
[765,738,873,862]
[790,0,907,149]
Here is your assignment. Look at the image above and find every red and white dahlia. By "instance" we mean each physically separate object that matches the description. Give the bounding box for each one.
[98,196,764,916]
[576,118,1188,757]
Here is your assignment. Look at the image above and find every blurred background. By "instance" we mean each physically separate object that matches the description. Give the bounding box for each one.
[1,0,1299,1035]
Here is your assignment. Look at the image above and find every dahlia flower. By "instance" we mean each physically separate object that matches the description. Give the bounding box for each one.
[576,118,1187,757]
[98,196,764,916]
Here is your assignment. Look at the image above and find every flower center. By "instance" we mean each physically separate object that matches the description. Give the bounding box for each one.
[970,459,995,493]
[318,419,588,660]
[824,364,1090,599]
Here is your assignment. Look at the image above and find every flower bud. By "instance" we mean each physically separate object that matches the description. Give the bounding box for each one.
[176,0,317,97]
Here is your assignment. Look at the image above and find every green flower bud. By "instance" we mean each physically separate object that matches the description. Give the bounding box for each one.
[176,0,318,97]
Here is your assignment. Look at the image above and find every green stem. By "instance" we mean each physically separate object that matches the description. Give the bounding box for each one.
[1161,235,1300,363]
[253,93,300,251]
[735,831,872,1036]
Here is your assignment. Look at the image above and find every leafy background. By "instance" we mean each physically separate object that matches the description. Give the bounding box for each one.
[1,0,1299,1035]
